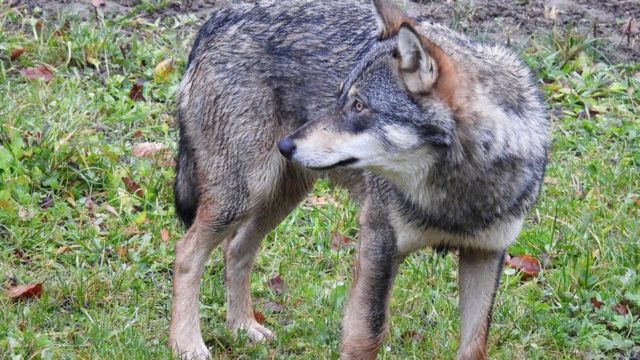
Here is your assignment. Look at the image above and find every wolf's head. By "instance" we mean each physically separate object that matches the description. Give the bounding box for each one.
[279,0,461,178]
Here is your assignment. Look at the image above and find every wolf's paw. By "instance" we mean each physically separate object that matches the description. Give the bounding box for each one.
[231,321,275,343]
[170,337,210,360]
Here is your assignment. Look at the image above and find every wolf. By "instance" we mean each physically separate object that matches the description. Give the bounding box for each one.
[170,0,549,359]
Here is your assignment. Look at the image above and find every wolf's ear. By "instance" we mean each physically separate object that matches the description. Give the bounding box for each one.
[372,0,410,39]
[396,25,456,105]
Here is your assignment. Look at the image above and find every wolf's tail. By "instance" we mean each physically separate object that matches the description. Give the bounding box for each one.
[173,121,198,228]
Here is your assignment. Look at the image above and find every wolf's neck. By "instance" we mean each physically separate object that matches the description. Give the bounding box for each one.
[371,161,437,211]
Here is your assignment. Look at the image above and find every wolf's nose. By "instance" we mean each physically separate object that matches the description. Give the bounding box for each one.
[277,138,296,159]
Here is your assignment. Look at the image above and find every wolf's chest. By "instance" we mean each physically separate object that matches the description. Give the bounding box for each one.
[389,205,523,256]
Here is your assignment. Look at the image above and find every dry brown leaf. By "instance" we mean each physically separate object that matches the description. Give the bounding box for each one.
[122,177,143,197]
[133,130,144,139]
[20,66,53,82]
[263,300,284,313]
[56,246,71,254]
[40,195,54,209]
[160,229,170,243]
[253,310,266,324]
[505,254,541,280]
[621,18,640,36]
[132,142,167,158]
[11,48,25,61]
[91,0,106,8]
[305,195,340,207]
[117,246,128,258]
[401,330,424,342]
[125,226,142,235]
[612,303,629,315]
[160,160,177,167]
[267,275,285,295]
[330,232,353,251]
[105,204,119,216]
[129,79,145,101]
[590,297,604,309]
[543,176,559,186]
[18,207,35,221]
[544,6,560,21]
[7,283,43,300]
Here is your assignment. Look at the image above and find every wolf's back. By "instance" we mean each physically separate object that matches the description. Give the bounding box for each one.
[174,1,376,227]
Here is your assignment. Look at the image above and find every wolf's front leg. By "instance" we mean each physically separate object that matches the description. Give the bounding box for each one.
[340,199,402,360]
[457,248,506,360]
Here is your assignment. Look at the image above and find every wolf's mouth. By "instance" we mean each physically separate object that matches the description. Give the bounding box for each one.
[307,157,359,171]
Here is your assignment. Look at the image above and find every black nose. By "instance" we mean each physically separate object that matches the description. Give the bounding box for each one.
[278,137,296,159]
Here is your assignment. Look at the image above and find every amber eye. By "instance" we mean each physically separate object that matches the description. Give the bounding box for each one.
[354,99,364,112]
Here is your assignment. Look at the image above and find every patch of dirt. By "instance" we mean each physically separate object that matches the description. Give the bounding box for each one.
[9,0,639,62]
[410,0,640,62]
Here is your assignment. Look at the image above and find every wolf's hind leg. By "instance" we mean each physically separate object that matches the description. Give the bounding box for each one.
[170,203,238,360]
[224,167,314,342]
[457,248,506,360]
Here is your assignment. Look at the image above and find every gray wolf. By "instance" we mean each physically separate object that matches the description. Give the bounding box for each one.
[170,0,549,359]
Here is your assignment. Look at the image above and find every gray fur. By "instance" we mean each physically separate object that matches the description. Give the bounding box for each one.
[171,1,549,359]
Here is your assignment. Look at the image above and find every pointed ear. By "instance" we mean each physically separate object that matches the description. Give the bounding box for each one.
[396,25,457,106]
[372,0,412,39]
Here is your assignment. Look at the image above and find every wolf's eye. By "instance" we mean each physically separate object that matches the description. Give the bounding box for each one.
[353,99,364,112]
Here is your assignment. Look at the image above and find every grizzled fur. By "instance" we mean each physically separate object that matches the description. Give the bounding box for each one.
[171,1,549,359]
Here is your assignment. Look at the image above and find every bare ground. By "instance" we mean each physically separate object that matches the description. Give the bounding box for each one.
[13,0,640,62]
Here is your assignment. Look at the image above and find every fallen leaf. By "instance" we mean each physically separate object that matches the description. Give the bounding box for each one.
[613,303,629,315]
[263,301,284,313]
[543,176,559,186]
[85,197,95,213]
[20,66,53,82]
[7,283,43,300]
[330,232,353,251]
[132,142,167,158]
[505,254,541,280]
[117,246,128,258]
[12,249,31,264]
[160,229,170,243]
[91,0,106,8]
[125,226,142,235]
[544,5,560,21]
[305,195,340,207]
[56,246,71,254]
[133,130,144,138]
[253,310,266,324]
[401,330,424,342]
[589,104,609,116]
[154,58,175,82]
[39,195,54,209]
[11,48,25,61]
[122,177,143,197]
[58,131,74,146]
[590,297,604,309]
[18,207,35,221]
[621,18,640,36]
[128,79,145,101]
[105,204,119,216]
[267,275,286,295]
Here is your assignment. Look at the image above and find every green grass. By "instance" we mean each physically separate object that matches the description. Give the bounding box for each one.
[1,4,639,359]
